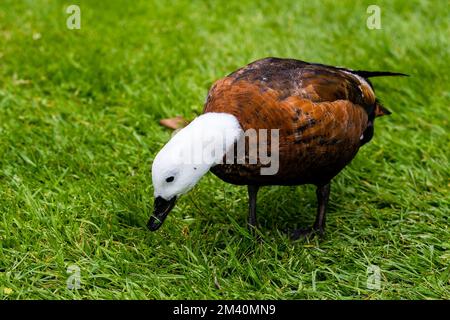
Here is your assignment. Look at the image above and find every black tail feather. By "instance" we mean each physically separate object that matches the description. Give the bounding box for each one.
[353,70,409,78]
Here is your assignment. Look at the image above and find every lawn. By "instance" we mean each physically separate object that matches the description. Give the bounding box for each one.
[0,0,449,299]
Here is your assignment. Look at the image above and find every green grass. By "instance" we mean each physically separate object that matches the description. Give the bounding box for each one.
[0,0,449,299]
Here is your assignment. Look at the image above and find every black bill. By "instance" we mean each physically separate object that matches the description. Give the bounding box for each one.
[147,196,177,231]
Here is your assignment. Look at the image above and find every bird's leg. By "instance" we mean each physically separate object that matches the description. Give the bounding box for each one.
[312,182,331,234]
[247,185,259,233]
[291,182,331,240]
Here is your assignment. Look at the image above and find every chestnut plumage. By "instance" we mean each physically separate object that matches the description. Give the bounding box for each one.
[151,57,407,238]
[206,58,395,185]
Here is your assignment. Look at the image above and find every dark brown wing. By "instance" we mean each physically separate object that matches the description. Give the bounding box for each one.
[225,57,377,114]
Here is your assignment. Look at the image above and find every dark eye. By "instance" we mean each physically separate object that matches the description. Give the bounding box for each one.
[165,176,174,183]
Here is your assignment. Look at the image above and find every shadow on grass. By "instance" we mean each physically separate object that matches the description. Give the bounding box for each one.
[111,183,151,229]
[258,185,318,231]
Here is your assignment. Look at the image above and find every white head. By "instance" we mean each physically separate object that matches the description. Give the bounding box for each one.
[148,112,242,231]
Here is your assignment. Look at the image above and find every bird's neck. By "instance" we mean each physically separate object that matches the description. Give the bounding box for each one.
[169,112,243,167]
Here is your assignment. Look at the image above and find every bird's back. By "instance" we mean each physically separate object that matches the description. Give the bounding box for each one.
[204,57,387,186]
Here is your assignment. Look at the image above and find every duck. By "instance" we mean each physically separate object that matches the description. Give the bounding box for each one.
[148,57,406,239]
